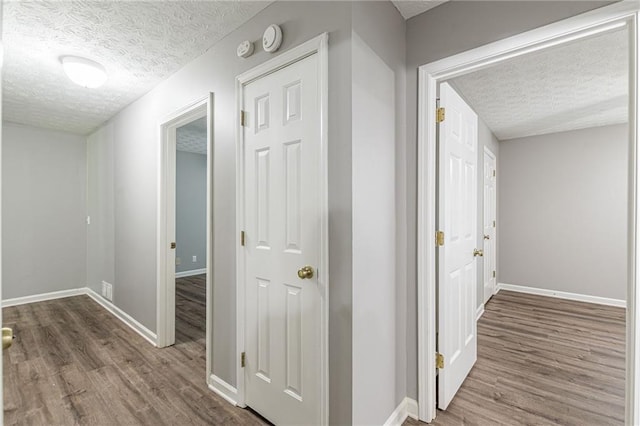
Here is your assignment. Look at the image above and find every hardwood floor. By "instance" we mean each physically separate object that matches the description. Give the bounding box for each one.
[3,286,625,425]
[3,275,266,425]
[405,290,626,426]
[175,274,206,345]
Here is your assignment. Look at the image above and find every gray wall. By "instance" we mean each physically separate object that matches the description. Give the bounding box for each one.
[3,122,87,299]
[87,124,115,295]
[176,151,207,273]
[405,0,612,399]
[499,124,627,301]
[477,118,499,310]
[351,1,406,423]
[86,2,354,422]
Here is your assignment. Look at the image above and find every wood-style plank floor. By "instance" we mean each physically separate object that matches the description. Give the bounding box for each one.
[3,274,266,425]
[405,290,626,426]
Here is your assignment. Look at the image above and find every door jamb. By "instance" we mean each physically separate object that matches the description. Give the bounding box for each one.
[483,146,497,300]
[417,3,639,423]
[235,33,329,425]
[157,95,214,376]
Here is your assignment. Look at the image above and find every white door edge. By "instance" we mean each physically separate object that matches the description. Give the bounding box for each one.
[235,32,329,425]
[156,93,213,389]
[483,146,497,301]
[417,3,640,423]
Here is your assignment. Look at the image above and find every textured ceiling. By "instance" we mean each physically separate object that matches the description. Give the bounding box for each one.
[391,0,447,19]
[3,1,272,135]
[450,28,628,141]
[177,117,207,155]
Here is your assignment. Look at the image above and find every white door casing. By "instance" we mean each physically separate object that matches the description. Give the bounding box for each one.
[437,82,478,410]
[241,51,324,425]
[483,148,497,304]
[157,95,212,351]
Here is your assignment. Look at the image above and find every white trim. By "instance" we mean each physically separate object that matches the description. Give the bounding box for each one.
[235,33,329,424]
[84,288,157,346]
[476,304,485,321]
[2,288,86,307]
[497,283,626,308]
[417,3,640,424]
[175,268,207,278]
[383,398,419,426]
[157,95,213,351]
[208,374,238,406]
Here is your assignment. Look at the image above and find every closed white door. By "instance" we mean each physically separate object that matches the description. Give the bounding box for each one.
[483,149,497,304]
[437,82,478,410]
[243,53,321,425]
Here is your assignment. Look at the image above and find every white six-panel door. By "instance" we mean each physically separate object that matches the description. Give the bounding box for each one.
[437,82,478,410]
[243,53,321,425]
[483,149,497,304]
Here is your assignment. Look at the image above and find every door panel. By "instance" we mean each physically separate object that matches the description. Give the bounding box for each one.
[243,53,321,425]
[483,150,497,303]
[438,82,478,410]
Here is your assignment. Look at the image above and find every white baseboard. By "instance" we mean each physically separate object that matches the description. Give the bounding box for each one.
[208,374,238,406]
[2,288,86,307]
[476,304,485,321]
[84,288,158,346]
[497,282,626,308]
[383,397,419,426]
[175,268,207,278]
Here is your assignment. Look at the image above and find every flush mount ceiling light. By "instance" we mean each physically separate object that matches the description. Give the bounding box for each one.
[60,56,107,88]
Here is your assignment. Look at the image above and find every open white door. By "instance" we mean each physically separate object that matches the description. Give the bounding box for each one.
[483,149,497,304]
[437,82,478,410]
[242,53,323,425]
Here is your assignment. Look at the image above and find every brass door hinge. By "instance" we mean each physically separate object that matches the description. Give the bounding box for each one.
[170,242,176,249]
[493,270,496,278]
[240,231,245,246]
[436,230,445,247]
[436,107,446,123]
[241,352,246,368]
[240,110,248,127]
[493,220,496,228]
[436,352,444,369]
[493,169,496,177]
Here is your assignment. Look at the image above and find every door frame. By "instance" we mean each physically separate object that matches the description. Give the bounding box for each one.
[483,145,497,302]
[417,3,639,423]
[235,33,329,424]
[157,93,215,388]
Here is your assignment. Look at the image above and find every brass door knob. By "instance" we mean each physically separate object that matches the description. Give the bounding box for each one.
[2,327,14,350]
[297,266,314,279]
[473,249,484,257]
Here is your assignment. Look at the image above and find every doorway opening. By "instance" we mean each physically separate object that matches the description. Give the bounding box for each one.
[417,3,639,424]
[157,95,214,384]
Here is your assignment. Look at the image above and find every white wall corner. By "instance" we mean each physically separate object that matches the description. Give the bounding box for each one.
[84,287,158,346]
[208,374,238,406]
[383,397,419,426]
[497,282,626,308]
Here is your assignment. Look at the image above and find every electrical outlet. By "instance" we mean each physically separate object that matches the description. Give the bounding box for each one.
[192,256,197,263]
[176,257,181,265]
[101,281,113,302]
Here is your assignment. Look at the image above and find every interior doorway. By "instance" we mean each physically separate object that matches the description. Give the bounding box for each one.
[174,117,208,345]
[235,34,329,425]
[157,95,214,385]
[417,3,639,424]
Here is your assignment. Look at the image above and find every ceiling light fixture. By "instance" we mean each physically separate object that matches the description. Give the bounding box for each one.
[60,56,107,88]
